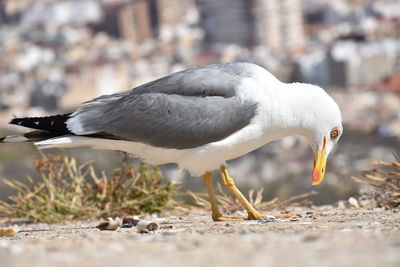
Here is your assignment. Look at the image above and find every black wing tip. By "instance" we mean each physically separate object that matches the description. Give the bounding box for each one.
[7,113,72,133]
[0,136,5,143]
[9,113,71,121]
[9,117,21,125]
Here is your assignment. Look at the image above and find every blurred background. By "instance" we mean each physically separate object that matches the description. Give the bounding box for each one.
[0,0,399,204]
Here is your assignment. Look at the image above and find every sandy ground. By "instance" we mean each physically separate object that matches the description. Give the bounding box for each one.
[1,207,400,267]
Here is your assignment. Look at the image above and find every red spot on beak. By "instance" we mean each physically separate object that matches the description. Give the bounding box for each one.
[312,169,321,183]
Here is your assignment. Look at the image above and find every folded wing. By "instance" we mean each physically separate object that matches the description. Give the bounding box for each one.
[67,63,259,149]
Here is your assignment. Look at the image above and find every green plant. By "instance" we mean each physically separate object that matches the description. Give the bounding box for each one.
[0,151,177,223]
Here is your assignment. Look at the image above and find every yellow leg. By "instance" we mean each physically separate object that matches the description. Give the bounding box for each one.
[220,166,264,220]
[203,172,244,221]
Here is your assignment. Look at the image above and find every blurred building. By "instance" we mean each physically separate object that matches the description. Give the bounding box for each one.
[291,38,400,87]
[197,0,305,53]
[92,0,192,48]
[0,0,203,111]
[197,0,255,47]
[297,0,400,87]
[98,0,153,46]
[255,0,305,53]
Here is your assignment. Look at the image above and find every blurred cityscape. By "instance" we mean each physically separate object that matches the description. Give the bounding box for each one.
[0,0,399,203]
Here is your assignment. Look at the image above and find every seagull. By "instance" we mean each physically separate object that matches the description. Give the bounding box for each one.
[0,62,343,221]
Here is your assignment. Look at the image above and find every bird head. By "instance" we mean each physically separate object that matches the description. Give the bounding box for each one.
[299,85,343,185]
[309,124,342,185]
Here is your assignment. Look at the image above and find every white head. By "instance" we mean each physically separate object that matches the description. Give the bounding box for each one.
[289,83,343,185]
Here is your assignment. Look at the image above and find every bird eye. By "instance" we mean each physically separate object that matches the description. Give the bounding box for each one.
[330,128,339,139]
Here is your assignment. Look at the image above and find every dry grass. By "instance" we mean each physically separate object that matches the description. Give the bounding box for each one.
[0,151,177,223]
[189,183,317,213]
[353,156,400,208]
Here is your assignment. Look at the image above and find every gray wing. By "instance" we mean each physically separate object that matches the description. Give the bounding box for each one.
[66,63,259,149]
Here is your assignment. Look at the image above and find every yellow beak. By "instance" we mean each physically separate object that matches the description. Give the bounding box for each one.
[312,137,327,185]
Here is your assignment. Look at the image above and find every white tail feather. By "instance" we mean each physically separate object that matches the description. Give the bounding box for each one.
[35,136,95,149]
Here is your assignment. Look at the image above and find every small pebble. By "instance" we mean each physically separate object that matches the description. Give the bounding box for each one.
[0,227,17,237]
[348,197,360,208]
[96,221,120,231]
[137,221,159,233]
[121,217,140,228]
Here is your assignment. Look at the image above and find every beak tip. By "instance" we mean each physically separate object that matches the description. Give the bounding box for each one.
[312,169,323,185]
